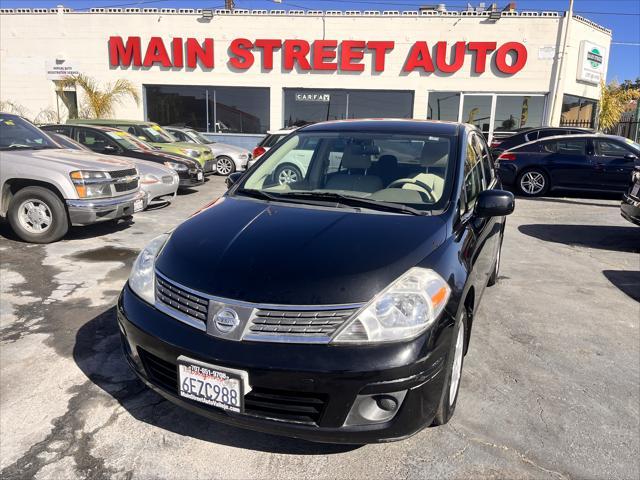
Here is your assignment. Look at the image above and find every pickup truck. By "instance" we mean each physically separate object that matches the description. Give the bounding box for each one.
[0,113,145,243]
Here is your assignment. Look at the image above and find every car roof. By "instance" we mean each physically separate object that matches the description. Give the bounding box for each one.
[298,119,463,135]
[44,123,124,133]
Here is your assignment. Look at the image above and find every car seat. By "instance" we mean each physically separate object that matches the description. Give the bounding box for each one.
[402,141,449,200]
[325,144,383,193]
[369,154,399,187]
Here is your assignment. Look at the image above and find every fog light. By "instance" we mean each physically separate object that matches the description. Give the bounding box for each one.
[343,390,407,426]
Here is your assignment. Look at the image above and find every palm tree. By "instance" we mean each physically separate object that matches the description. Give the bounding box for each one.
[598,80,640,131]
[59,74,140,119]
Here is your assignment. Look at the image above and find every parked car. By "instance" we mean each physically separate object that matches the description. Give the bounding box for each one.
[66,119,215,173]
[497,134,640,196]
[42,124,204,190]
[118,119,514,443]
[490,126,595,157]
[48,132,179,208]
[621,165,640,226]
[163,126,252,176]
[0,113,144,243]
[249,127,298,167]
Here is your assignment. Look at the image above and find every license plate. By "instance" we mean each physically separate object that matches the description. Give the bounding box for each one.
[178,357,245,413]
[133,199,144,212]
[197,172,203,181]
[632,184,640,197]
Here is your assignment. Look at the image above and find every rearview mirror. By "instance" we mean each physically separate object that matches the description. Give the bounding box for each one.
[225,172,244,189]
[475,189,515,218]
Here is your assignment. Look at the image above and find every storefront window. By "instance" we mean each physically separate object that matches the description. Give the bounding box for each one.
[283,89,413,127]
[145,85,270,134]
[462,95,492,138]
[560,94,597,128]
[427,93,460,121]
[493,95,545,133]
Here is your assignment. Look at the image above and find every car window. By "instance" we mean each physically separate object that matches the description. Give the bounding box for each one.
[473,133,494,187]
[542,139,587,155]
[261,134,286,148]
[596,140,631,157]
[140,125,174,143]
[43,125,72,136]
[77,129,112,151]
[464,136,484,211]
[0,115,59,150]
[169,130,188,142]
[537,129,564,140]
[524,131,539,142]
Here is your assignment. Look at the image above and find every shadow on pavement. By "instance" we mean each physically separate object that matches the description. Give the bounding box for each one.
[73,306,360,455]
[518,224,640,254]
[602,270,640,302]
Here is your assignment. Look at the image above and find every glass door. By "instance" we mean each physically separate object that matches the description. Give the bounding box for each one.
[461,94,494,140]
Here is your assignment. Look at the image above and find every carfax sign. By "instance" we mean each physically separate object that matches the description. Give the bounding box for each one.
[577,40,606,84]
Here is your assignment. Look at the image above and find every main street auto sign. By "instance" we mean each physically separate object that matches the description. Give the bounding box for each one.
[577,41,606,85]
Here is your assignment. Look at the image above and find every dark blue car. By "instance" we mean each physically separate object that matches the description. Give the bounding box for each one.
[497,134,640,196]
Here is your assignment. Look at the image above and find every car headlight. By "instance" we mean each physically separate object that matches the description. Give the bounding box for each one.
[69,170,112,198]
[164,161,188,171]
[129,233,170,305]
[141,174,160,184]
[238,153,248,160]
[180,148,200,158]
[332,268,451,344]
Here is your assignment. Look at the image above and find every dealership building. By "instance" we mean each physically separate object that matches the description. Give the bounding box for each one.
[0,5,611,144]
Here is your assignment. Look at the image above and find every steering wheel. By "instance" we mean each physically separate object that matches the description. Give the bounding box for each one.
[387,178,436,202]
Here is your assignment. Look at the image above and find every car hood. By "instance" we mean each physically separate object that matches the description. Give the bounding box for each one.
[210,142,250,156]
[155,196,447,305]
[170,141,210,153]
[2,148,134,170]
[118,158,176,176]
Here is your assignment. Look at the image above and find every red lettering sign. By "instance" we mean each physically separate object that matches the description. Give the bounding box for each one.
[109,36,142,67]
[229,38,254,69]
[495,42,527,74]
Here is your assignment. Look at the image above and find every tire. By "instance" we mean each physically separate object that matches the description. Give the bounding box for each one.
[432,310,468,426]
[274,163,303,185]
[487,238,502,287]
[517,168,549,197]
[7,186,69,243]
[215,156,236,176]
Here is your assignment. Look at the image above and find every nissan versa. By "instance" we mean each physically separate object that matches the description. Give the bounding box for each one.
[118,120,514,443]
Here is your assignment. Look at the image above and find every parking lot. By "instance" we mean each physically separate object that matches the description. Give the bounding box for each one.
[1,176,638,480]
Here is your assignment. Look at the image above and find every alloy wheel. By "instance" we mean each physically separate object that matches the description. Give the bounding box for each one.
[519,171,546,195]
[216,157,234,176]
[17,199,52,234]
[449,321,465,406]
[278,168,299,185]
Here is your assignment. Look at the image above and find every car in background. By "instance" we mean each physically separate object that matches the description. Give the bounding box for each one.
[66,119,215,173]
[621,165,640,226]
[0,113,144,243]
[42,124,204,190]
[163,126,252,176]
[119,119,515,443]
[497,134,640,196]
[490,126,594,157]
[249,127,298,168]
[48,132,179,208]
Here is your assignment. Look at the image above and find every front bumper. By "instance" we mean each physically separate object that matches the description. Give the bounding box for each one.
[621,193,640,226]
[66,191,146,226]
[177,169,205,188]
[117,285,451,444]
[143,181,178,206]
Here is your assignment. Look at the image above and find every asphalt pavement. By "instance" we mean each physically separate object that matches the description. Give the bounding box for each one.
[1,177,638,480]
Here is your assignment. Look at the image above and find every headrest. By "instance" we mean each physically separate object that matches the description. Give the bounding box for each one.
[342,144,372,170]
[420,141,450,167]
[377,154,398,167]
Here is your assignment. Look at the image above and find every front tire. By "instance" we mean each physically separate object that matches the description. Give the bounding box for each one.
[215,156,236,176]
[432,311,468,426]
[517,168,549,197]
[7,186,69,243]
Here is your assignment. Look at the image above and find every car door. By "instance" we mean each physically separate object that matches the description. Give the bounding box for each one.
[543,138,592,189]
[591,139,639,191]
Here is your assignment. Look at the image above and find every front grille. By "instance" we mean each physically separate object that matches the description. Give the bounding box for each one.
[137,348,327,425]
[114,180,138,192]
[156,276,208,323]
[109,168,137,178]
[161,175,174,184]
[248,308,357,338]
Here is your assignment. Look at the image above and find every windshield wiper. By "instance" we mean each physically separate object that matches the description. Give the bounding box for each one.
[235,188,280,201]
[278,191,429,216]
[1,144,54,151]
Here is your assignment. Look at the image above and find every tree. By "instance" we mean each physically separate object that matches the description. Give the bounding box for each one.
[59,74,140,119]
[598,80,640,131]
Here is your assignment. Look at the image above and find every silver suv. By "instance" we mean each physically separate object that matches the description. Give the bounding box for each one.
[0,114,145,243]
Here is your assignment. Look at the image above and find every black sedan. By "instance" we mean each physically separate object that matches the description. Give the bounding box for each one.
[41,124,204,189]
[621,166,640,226]
[490,126,594,157]
[497,134,640,196]
[118,119,514,444]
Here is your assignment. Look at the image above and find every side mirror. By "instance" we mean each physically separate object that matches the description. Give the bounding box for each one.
[103,144,118,154]
[624,153,638,162]
[475,189,515,218]
[225,172,244,189]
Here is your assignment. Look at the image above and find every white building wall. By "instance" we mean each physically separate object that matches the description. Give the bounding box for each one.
[0,9,611,129]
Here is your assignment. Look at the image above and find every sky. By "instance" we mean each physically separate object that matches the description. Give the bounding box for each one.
[1,0,638,82]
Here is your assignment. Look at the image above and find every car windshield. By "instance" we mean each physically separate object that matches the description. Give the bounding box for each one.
[141,125,174,143]
[0,115,58,150]
[105,130,149,150]
[186,129,211,144]
[238,131,455,213]
[623,137,640,153]
[51,133,88,151]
